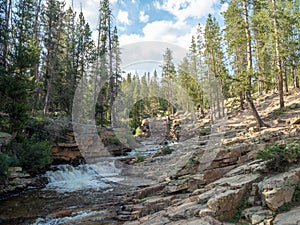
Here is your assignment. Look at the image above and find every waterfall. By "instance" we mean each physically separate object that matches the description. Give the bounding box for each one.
[33,210,107,225]
[45,160,122,193]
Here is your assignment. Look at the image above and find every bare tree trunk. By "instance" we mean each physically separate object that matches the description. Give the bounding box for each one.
[271,0,284,108]
[255,41,263,95]
[284,67,288,93]
[239,91,245,110]
[243,0,269,128]
[245,91,269,128]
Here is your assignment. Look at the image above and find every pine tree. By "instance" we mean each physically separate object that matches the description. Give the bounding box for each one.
[0,0,40,133]
[161,48,176,114]
[223,0,268,128]
[251,0,274,94]
[271,0,284,108]
[204,14,228,119]
[41,0,65,114]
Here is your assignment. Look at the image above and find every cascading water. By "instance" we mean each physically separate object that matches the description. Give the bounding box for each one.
[33,210,107,225]
[44,159,123,193]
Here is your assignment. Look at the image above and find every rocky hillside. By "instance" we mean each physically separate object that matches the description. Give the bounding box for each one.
[112,91,300,225]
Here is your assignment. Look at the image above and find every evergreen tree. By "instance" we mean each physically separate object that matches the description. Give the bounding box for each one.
[223,0,268,128]
[0,0,41,133]
[204,14,228,119]
[161,48,176,114]
[41,0,65,114]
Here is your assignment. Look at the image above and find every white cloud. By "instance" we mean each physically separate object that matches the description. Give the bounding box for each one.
[110,0,118,4]
[139,11,149,23]
[131,0,136,3]
[117,10,131,25]
[155,0,218,21]
[119,20,198,50]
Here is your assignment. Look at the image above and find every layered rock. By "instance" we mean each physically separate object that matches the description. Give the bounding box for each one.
[0,167,47,199]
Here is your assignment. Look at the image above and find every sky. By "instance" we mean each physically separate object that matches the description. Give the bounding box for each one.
[63,0,228,74]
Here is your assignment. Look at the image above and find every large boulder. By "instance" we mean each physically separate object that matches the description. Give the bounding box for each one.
[259,169,300,211]
[207,188,245,221]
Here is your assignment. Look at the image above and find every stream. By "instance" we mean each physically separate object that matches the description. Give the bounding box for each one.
[0,140,164,225]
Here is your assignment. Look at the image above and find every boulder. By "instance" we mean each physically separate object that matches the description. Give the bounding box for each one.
[259,170,299,211]
[273,206,300,225]
[207,188,245,221]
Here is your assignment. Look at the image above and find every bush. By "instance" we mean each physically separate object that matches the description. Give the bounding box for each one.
[257,140,300,172]
[162,146,173,155]
[134,151,145,163]
[18,140,52,174]
[0,152,9,177]
[107,136,121,145]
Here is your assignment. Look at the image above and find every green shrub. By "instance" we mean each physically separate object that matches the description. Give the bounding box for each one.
[18,140,52,174]
[107,136,121,145]
[257,140,300,172]
[162,146,173,155]
[0,152,9,177]
[228,199,250,223]
[292,183,300,202]
[134,151,145,163]
[276,202,292,213]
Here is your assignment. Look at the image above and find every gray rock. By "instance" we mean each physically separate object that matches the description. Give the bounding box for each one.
[273,206,300,225]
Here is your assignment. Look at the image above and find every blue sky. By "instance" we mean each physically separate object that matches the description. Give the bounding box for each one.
[64,0,228,73]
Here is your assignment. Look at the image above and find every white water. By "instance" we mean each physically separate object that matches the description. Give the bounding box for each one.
[44,159,122,193]
[33,210,107,225]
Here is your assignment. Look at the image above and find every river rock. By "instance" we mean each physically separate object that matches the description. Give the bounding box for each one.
[273,206,300,225]
[259,170,299,211]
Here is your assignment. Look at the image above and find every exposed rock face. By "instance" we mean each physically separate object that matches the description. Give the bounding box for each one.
[207,189,244,220]
[259,168,300,211]
[243,206,274,225]
[51,128,132,165]
[273,206,300,225]
[51,143,85,166]
[0,167,47,199]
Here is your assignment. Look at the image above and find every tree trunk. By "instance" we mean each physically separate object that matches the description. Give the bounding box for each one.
[243,0,252,75]
[243,0,268,128]
[245,91,269,128]
[239,91,245,110]
[284,67,288,93]
[271,0,284,108]
[108,15,115,126]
